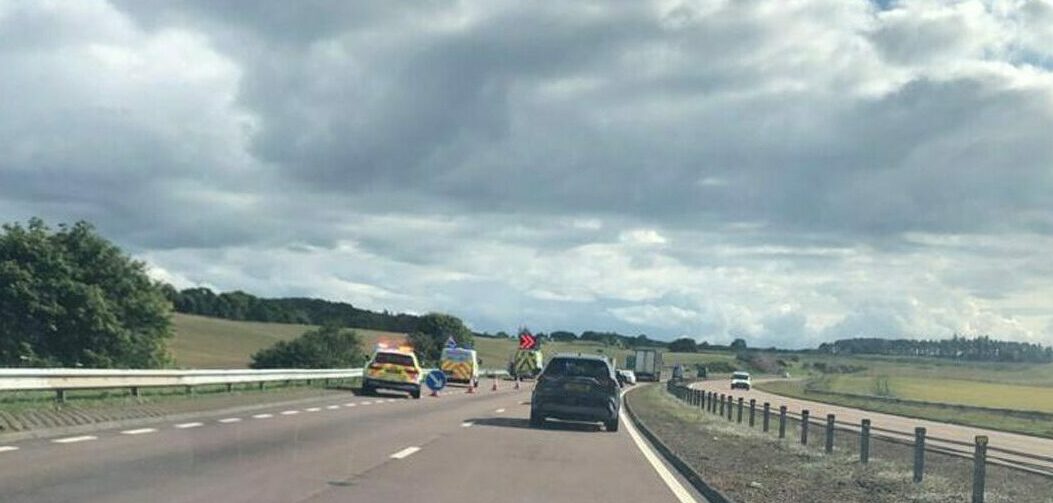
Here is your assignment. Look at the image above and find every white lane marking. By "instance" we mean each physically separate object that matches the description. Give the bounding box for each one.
[281,410,300,416]
[0,446,19,453]
[387,399,397,403]
[121,428,157,435]
[621,408,698,503]
[345,403,357,407]
[390,446,421,459]
[218,418,242,424]
[175,422,203,429]
[495,408,506,413]
[326,405,340,410]
[361,401,372,405]
[52,435,97,444]
[305,407,321,412]
[461,422,474,428]
[253,414,274,419]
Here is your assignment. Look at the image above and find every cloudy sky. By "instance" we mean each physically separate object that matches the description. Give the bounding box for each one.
[3,0,1053,348]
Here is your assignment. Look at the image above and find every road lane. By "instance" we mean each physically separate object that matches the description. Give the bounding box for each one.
[0,384,700,502]
[690,379,1053,471]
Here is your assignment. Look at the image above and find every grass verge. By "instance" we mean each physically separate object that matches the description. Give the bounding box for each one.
[625,383,1053,502]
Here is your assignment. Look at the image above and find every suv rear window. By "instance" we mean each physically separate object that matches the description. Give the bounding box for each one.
[544,358,610,379]
[374,352,415,366]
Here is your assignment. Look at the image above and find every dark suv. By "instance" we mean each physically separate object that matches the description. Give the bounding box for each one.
[530,353,621,431]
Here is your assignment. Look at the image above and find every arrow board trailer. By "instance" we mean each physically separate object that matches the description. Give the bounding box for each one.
[632,349,663,382]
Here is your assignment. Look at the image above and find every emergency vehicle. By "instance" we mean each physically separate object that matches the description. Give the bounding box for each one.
[440,347,480,386]
[362,343,423,399]
[509,328,544,379]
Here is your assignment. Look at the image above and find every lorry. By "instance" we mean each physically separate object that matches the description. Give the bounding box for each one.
[632,348,663,382]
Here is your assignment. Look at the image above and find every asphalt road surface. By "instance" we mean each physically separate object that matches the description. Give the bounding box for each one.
[0,384,704,503]
[690,379,1053,472]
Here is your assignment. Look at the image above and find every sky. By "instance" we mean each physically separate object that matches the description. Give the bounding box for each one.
[2,0,1053,348]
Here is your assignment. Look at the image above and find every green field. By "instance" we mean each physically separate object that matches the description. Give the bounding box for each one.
[170,313,406,368]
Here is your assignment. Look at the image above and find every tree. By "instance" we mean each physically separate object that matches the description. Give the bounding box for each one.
[730,338,748,351]
[549,330,577,342]
[0,219,172,368]
[407,312,473,364]
[668,337,697,353]
[250,325,366,368]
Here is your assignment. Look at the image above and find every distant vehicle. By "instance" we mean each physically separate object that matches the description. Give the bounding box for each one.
[440,347,479,386]
[531,353,621,432]
[730,371,752,390]
[363,343,423,398]
[617,369,637,385]
[632,348,663,382]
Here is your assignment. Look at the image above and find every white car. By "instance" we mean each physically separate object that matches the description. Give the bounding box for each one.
[617,369,637,385]
[730,371,751,390]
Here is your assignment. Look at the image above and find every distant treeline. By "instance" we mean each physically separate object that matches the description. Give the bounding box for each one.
[817,335,1053,363]
[163,287,423,333]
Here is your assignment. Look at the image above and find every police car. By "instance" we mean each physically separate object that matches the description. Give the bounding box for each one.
[362,343,423,399]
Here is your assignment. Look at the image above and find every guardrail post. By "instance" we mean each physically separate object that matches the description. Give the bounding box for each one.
[56,389,66,403]
[825,414,835,453]
[708,392,714,412]
[737,397,744,423]
[226,383,233,393]
[972,435,987,503]
[719,394,725,416]
[763,402,770,432]
[259,382,265,391]
[728,396,734,421]
[695,389,701,406]
[801,409,810,445]
[914,427,926,483]
[779,405,787,439]
[131,386,141,398]
[700,390,706,410]
[185,385,193,396]
[749,399,756,427]
[860,419,871,464]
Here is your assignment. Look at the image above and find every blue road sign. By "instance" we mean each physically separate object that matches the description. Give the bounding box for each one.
[425,369,447,391]
[445,336,457,349]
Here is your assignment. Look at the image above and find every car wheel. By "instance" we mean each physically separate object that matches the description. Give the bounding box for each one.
[411,388,421,399]
[605,418,619,432]
[361,384,374,396]
[529,409,544,428]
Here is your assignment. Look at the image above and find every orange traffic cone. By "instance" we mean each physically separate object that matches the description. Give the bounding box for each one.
[430,388,439,397]
[491,377,498,391]
[466,382,475,394]
[514,377,520,390]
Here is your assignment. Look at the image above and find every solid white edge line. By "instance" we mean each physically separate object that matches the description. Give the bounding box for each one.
[175,422,203,429]
[52,435,97,444]
[620,398,698,503]
[390,446,421,459]
[218,418,242,423]
[0,446,19,453]
[121,428,157,435]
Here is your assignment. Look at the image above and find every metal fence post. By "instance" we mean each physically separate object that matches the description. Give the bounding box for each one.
[763,402,770,432]
[914,427,926,483]
[825,414,835,453]
[749,399,756,427]
[801,409,810,445]
[972,436,988,503]
[860,419,871,464]
[737,397,744,423]
[779,405,787,439]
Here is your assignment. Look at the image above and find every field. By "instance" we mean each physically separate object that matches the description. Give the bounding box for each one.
[758,353,1053,437]
[169,313,406,368]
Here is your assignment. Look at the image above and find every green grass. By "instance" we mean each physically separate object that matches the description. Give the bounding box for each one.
[169,313,406,368]
[810,375,1053,414]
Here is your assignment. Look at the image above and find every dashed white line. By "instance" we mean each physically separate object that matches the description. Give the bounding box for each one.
[361,401,372,405]
[345,403,357,407]
[0,446,19,453]
[281,410,300,415]
[52,435,97,444]
[326,405,340,410]
[387,399,397,403]
[121,428,157,435]
[495,408,506,413]
[253,413,274,419]
[218,418,242,424]
[175,422,203,429]
[305,407,321,412]
[390,446,421,459]
[461,422,474,428]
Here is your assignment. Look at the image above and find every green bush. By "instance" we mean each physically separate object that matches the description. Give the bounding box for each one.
[250,325,366,368]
